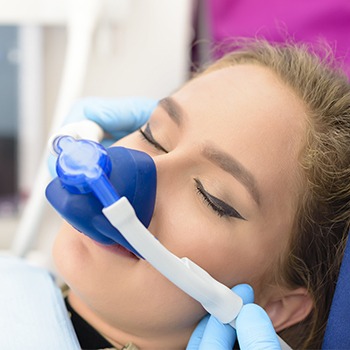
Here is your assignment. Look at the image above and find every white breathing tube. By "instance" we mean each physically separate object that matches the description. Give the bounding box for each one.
[50,121,292,350]
[103,197,243,325]
[103,200,291,349]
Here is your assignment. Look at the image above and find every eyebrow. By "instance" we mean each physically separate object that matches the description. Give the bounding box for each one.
[202,145,261,206]
[158,97,183,126]
[159,96,261,206]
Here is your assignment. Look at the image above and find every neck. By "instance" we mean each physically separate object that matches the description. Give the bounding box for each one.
[67,290,193,349]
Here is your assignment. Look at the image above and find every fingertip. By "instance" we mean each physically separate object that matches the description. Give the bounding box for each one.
[238,304,274,329]
[137,98,159,119]
[232,284,254,304]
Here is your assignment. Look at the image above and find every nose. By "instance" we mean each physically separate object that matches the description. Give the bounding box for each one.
[151,147,195,189]
[147,148,194,226]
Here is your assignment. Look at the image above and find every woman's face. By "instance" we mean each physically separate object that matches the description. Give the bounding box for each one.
[53,64,307,348]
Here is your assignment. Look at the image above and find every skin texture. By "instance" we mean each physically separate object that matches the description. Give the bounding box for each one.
[53,64,309,349]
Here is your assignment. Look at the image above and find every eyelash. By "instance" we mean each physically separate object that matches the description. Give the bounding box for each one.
[139,124,168,153]
[195,179,245,220]
[138,126,245,220]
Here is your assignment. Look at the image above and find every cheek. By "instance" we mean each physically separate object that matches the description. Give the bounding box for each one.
[53,223,207,331]
[52,224,89,290]
[149,191,275,292]
[113,132,283,299]
[197,229,277,289]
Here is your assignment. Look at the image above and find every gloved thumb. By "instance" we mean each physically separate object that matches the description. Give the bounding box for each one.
[186,284,254,350]
[236,303,281,350]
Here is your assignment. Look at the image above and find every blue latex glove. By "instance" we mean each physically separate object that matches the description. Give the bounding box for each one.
[48,97,158,177]
[81,97,158,141]
[236,304,281,350]
[186,284,281,350]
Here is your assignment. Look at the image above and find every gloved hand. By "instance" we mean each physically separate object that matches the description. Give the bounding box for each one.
[186,284,281,350]
[78,97,158,141]
[48,97,158,177]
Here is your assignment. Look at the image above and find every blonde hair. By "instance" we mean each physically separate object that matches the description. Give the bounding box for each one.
[203,39,350,349]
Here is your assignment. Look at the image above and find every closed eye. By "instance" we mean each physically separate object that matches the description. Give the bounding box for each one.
[139,124,244,220]
[139,123,168,153]
[195,178,246,220]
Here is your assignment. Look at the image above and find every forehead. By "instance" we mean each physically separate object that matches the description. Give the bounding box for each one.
[172,64,306,143]
[172,64,307,210]
[175,64,302,120]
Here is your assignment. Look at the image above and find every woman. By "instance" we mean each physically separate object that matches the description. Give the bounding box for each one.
[53,39,350,349]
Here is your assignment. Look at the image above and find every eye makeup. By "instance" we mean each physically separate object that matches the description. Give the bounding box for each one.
[194,178,246,220]
[139,123,169,153]
[138,124,245,221]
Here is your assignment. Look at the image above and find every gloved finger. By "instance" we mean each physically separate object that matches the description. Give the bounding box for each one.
[48,153,58,178]
[186,315,210,350]
[236,304,281,350]
[48,97,158,177]
[84,97,158,139]
[186,284,254,350]
[197,316,236,350]
[232,283,254,304]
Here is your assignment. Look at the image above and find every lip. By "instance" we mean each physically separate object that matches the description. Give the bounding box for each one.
[92,240,140,260]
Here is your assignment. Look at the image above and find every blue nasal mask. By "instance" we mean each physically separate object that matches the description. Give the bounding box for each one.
[46,136,156,258]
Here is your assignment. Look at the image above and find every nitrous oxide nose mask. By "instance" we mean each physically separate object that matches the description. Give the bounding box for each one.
[46,136,156,258]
